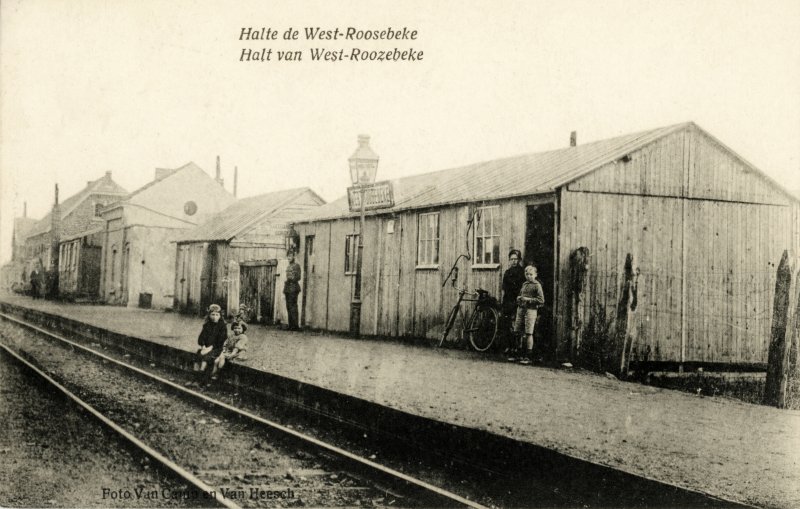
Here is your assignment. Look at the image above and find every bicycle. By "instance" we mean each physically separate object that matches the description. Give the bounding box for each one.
[439,287,500,351]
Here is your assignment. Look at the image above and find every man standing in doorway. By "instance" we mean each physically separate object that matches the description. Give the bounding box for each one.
[502,249,525,357]
[284,252,302,331]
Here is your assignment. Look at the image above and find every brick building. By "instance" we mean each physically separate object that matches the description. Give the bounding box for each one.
[22,172,128,296]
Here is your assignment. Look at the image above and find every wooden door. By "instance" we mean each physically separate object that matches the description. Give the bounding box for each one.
[79,245,102,297]
[524,203,556,356]
[239,260,277,324]
[200,243,217,313]
[176,246,188,311]
[302,235,315,326]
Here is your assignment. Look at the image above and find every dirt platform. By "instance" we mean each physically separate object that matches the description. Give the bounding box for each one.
[2,294,799,508]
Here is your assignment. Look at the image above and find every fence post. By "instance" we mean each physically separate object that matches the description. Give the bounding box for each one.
[568,247,590,361]
[226,260,240,319]
[615,253,638,378]
[764,250,796,408]
[787,270,800,408]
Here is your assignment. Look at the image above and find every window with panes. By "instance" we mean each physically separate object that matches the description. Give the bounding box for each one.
[344,234,360,274]
[473,206,500,265]
[417,212,440,266]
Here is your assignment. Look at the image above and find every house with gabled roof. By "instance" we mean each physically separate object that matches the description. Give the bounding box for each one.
[293,122,800,370]
[0,206,39,292]
[99,161,235,309]
[174,187,325,323]
[21,172,128,297]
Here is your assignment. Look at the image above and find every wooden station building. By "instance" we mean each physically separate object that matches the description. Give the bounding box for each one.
[174,187,324,323]
[293,122,800,367]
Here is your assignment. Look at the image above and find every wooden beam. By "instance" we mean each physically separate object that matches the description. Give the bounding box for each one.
[615,253,638,377]
[568,247,590,361]
[764,250,795,407]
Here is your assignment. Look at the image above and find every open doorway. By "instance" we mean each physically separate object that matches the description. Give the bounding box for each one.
[302,235,314,327]
[524,203,556,358]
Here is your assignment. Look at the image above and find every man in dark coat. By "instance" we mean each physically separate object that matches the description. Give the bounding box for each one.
[284,253,302,331]
[501,249,525,355]
[29,269,40,299]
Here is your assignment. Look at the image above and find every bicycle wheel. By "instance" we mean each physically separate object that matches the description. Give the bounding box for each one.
[439,304,460,347]
[467,306,499,352]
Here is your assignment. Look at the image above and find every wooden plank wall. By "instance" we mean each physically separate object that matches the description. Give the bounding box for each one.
[210,244,282,308]
[688,129,789,205]
[558,191,682,361]
[559,125,796,365]
[684,201,790,363]
[569,126,791,207]
[173,242,210,313]
[311,221,332,329]
[295,196,544,338]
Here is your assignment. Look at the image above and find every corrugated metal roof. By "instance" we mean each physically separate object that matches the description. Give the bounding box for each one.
[177,187,324,243]
[299,122,690,222]
[26,173,128,237]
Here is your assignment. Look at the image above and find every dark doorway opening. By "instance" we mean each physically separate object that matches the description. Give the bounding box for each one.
[239,260,277,324]
[302,235,314,327]
[524,203,556,359]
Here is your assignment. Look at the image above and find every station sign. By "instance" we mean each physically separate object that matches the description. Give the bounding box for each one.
[348,181,395,212]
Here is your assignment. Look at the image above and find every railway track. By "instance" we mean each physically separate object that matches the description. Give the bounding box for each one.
[0,311,488,509]
[0,348,213,508]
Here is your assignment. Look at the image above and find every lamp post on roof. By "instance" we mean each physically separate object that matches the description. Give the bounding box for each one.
[348,135,379,333]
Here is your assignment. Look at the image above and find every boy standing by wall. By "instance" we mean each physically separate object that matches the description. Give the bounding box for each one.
[514,265,545,365]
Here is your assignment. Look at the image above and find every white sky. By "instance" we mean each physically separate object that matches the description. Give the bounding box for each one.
[2,0,799,264]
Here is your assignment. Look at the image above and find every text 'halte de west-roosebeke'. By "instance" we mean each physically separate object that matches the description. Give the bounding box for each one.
[239,27,423,62]
[240,26,419,41]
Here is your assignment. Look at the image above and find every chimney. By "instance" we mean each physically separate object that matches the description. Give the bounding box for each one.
[570,131,577,147]
[215,156,224,187]
[54,184,59,205]
[105,171,112,179]
[233,166,238,198]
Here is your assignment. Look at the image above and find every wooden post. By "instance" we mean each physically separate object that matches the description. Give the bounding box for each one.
[615,253,638,378]
[764,250,796,407]
[568,247,590,360]
[787,270,800,407]
[227,260,240,319]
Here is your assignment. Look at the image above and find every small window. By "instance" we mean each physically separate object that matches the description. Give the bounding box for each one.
[344,234,360,275]
[473,206,500,266]
[183,201,198,216]
[95,203,103,216]
[417,212,440,267]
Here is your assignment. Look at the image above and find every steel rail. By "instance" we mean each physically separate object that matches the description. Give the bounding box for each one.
[0,311,489,509]
[0,341,241,509]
